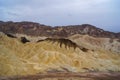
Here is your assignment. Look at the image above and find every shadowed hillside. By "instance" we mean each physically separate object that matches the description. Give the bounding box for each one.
[37,38,89,52]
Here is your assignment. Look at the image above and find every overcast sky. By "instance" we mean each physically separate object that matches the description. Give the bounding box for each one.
[0,0,120,32]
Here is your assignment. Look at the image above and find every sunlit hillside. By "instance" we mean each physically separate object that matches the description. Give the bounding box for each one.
[0,32,120,76]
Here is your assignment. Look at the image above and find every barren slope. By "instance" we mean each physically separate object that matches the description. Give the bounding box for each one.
[0,32,120,76]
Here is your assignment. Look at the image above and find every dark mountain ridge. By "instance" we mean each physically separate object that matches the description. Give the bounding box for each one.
[0,21,119,38]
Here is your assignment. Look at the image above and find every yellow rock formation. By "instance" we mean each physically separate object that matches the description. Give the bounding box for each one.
[0,32,120,76]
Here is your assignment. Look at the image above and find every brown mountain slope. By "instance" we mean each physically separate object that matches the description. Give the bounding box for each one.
[0,21,119,38]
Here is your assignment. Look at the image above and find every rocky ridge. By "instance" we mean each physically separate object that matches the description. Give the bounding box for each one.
[0,21,119,38]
